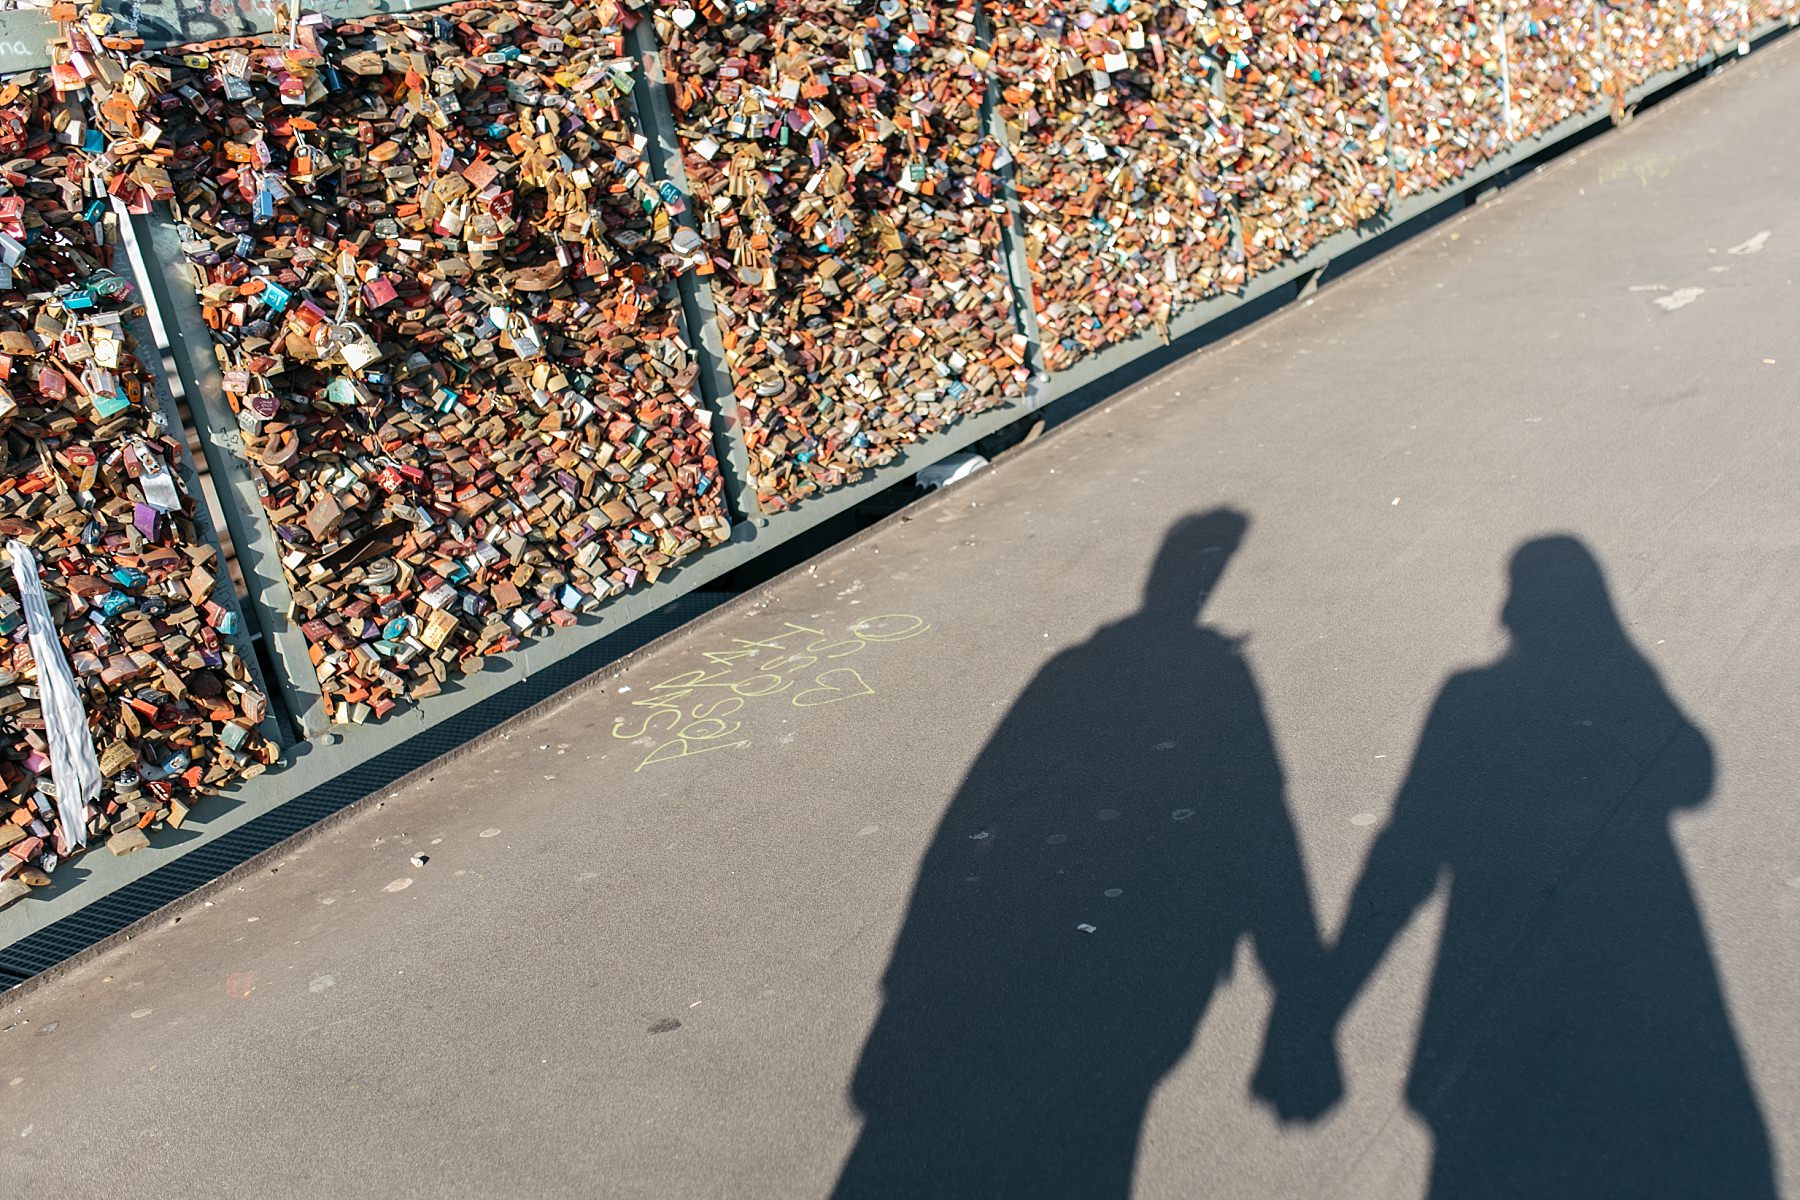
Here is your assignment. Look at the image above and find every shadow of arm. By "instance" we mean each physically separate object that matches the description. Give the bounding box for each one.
[1251,687,1460,1120]
[1245,797,1347,1122]
[1320,691,1460,1025]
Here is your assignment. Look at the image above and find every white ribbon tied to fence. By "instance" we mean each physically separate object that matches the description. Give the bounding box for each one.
[8,539,100,851]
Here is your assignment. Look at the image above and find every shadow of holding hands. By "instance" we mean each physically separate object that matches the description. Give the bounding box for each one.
[832,509,1340,1200]
[1257,536,1775,1199]
[835,520,1774,1199]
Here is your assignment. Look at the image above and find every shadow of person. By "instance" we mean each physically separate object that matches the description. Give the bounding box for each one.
[833,508,1338,1200]
[1274,536,1774,1199]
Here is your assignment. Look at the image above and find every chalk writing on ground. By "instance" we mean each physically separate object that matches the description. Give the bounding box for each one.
[611,614,931,771]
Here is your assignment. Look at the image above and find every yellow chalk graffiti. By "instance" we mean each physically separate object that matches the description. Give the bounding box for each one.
[610,615,930,771]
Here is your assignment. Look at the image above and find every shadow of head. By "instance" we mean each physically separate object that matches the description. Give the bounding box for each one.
[1500,535,1628,655]
[1142,507,1249,625]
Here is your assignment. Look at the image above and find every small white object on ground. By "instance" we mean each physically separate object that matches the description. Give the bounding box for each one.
[1654,288,1705,311]
[918,453,988,491]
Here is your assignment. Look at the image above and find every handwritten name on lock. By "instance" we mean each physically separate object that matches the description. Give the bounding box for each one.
[612,612,930,770]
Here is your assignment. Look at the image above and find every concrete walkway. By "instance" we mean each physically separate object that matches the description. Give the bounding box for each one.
[4,38,1799,1200]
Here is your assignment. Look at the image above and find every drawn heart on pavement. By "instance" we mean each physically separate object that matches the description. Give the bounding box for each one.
[792,667,876,707]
